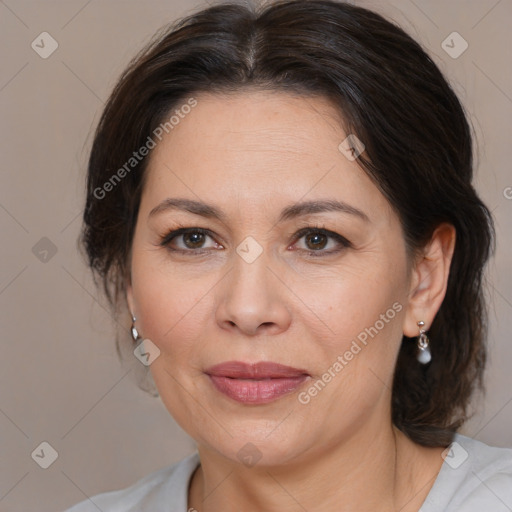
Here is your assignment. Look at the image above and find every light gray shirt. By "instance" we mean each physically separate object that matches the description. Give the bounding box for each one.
[64,433,512,511]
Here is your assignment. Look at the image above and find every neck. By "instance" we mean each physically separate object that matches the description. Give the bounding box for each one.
[188,422,444,512]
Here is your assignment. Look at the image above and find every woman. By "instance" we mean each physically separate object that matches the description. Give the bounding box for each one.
[66,0,512,510]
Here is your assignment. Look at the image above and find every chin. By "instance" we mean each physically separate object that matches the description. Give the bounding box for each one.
[194,416,315,468]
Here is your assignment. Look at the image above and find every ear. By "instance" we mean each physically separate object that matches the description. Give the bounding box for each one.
[403,223,456,337]
[124,247,137,317]
[125,272,135,318]
[126,285,134,317]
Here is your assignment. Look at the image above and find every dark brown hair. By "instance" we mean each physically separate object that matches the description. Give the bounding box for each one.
[80,0,495,446]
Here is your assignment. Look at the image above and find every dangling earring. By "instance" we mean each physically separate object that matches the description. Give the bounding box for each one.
[416,321,431,364]
[131,314,141,342]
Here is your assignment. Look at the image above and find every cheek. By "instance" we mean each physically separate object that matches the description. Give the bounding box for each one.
[293,276,406,435]
[130,254,214,435]
[289,259,408,426]
[130,249,211,355]
[292,255,406,351]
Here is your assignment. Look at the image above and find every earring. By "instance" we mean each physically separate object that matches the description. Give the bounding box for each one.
[131,314,140,342]
[416,321,431,364]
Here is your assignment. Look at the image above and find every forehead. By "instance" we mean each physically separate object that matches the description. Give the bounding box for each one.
[141,90,391,223]
[153,90,344,163]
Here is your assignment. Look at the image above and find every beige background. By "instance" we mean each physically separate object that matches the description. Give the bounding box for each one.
[1,0,511,510]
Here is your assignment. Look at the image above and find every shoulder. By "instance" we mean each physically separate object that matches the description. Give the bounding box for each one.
[63,452,200,512]
[421,433,512,512]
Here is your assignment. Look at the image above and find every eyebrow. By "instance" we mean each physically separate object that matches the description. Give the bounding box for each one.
[148,198,370,223]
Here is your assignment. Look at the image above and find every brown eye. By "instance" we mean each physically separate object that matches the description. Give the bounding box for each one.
[304,232,328,250]
[182,231,206,249]
[293,227,351,256]
[160,227,221,253]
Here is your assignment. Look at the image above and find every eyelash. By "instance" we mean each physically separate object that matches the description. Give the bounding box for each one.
[158,223,352,258]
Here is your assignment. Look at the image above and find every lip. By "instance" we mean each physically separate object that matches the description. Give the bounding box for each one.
[205,361,310,404]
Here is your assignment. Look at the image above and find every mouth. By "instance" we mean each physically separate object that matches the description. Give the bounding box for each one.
[205,361,310,404]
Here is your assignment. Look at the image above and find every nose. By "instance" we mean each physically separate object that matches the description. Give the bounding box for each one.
[215,249,292,337]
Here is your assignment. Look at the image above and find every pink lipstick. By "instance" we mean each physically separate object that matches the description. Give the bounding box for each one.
[205,361,310,404]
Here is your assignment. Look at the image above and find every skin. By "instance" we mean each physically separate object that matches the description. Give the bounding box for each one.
[126,90,456,511]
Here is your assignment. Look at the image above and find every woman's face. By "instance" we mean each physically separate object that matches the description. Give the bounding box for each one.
[127,90,413,466]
